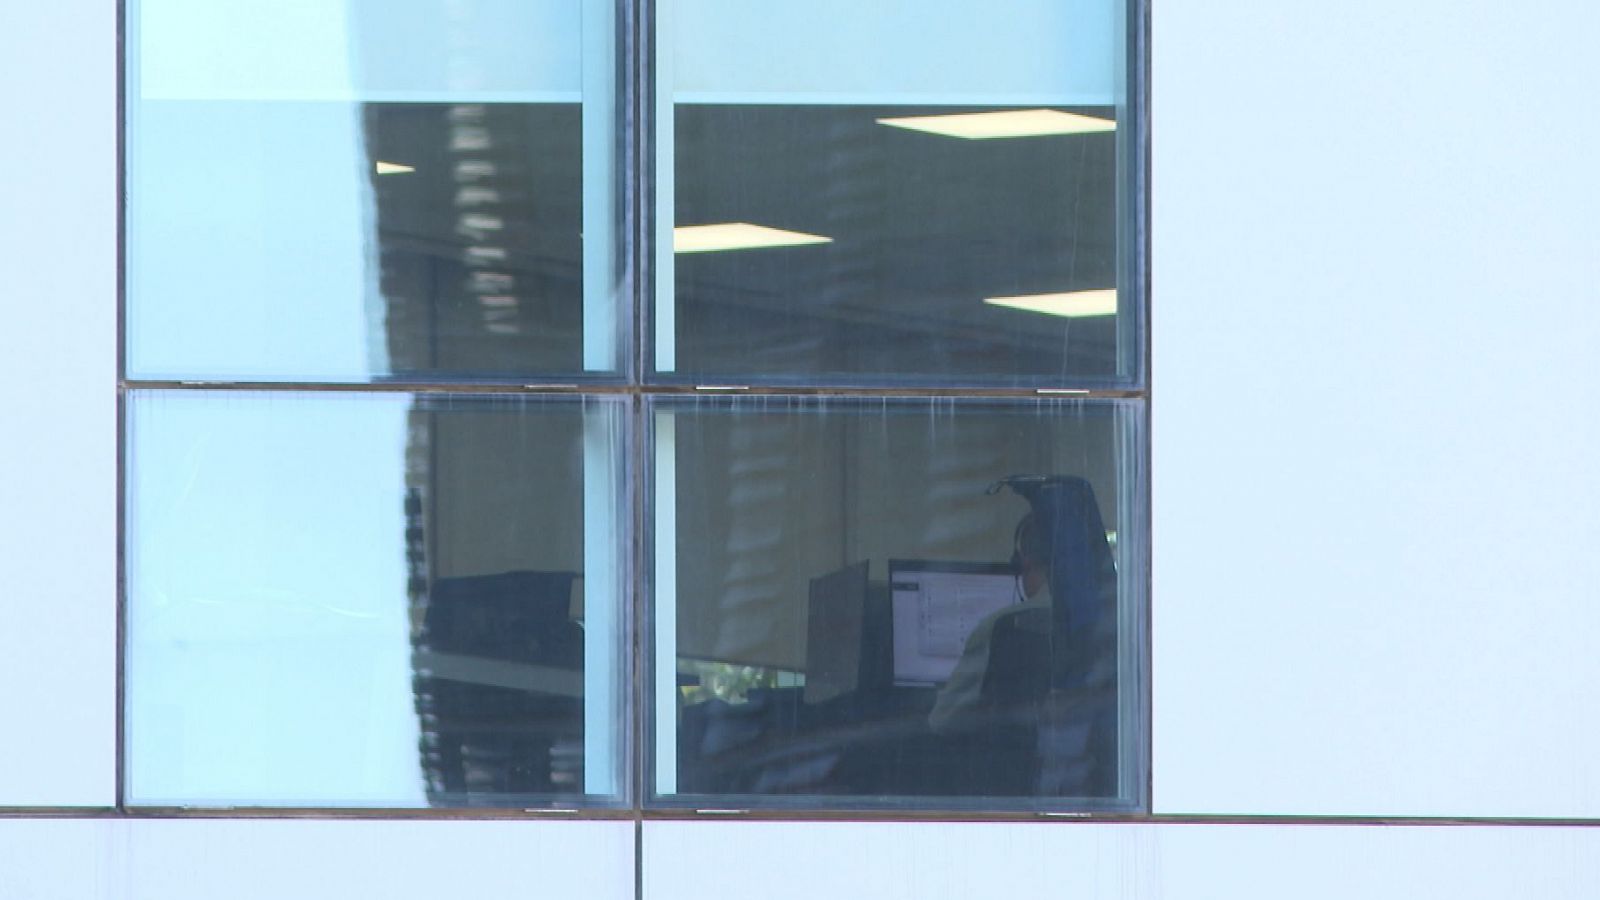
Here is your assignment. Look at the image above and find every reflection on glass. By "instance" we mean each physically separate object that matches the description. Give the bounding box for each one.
[367,102,585,377]
[127,0,616,382]
[657,0,1128,385]
[126,391,625,806]
[654,398,1139,806]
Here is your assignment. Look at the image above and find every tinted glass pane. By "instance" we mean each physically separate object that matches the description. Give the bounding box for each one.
[652,398,1142,807]
[126,391,627,806]
[656,1,1131,386]
[128,0,621,382]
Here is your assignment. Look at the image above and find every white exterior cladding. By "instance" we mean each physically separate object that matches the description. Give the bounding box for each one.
[3,0,1599,895]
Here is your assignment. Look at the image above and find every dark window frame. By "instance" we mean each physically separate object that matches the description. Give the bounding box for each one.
[114,0,1151,819]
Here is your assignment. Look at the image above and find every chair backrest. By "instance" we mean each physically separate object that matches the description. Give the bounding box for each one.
[979,606,1051,705]
[423,570,582,668]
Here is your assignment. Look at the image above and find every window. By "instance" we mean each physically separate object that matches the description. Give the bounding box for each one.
[124,0,1146,812]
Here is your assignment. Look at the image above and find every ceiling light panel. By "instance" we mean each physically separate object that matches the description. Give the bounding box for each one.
[877,109,1115,140]
[674,222,832,253]
[984,289,1118,318]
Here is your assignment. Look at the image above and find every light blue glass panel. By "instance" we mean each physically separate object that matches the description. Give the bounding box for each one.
[128,0,621,382]
[126,391,627,806]
[670,0,1116,105]
[140,0,581,103]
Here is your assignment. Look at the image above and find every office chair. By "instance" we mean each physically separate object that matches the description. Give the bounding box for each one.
[413,570,585,802]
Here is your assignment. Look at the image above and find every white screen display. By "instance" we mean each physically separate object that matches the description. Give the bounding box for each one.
[891,566,1018,685]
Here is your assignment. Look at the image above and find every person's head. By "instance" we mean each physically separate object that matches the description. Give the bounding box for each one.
[1012,513,1051,598]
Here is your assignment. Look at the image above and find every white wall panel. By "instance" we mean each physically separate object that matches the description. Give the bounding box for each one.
[0,819,634,900]
[1157,824,1599,899]
[0,0,117,806]
[1152,0,1600,815]
[644,821,1600,900]
[118,819,634,900]
[645,821,1154,900]
[0,820,117,899]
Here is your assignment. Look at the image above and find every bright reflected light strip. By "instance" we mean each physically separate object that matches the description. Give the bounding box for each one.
[876,109,1115,140]
[375,161,415,174]
[984,289,1118,318]
[674,222,832,253]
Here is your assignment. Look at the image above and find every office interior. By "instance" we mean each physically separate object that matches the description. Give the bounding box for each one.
[665,401,1129,799]
[390,397,1132,804]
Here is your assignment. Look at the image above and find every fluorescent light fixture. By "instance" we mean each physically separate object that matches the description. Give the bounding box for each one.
[984,289,1118,318]
[375,161,415,175]
[674,222,832,254]
[876,109,1115,140]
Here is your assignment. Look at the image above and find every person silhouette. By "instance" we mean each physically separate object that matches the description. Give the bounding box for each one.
[929,512,1052,733]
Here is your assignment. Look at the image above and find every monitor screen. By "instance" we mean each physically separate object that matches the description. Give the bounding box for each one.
[889,561,1019,685]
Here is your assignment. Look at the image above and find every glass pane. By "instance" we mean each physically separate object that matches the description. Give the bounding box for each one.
[126,391,627,806]
[127,0,622,382]
[652,397,1143,808]
[655,0,1132,386]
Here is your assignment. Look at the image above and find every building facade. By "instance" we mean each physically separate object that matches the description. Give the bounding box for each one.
[3,0,1600,896]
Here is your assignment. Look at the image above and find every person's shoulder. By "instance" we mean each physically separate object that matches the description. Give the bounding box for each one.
[987,597,1051,634]
[1012,603,1052,628]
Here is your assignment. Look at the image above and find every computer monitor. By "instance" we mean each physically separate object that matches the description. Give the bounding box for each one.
[888,560,1019,686]
[803,561,871,704]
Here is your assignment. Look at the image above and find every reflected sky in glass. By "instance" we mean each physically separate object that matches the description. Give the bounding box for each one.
[126,391,625,806]
[127,0,615,382]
